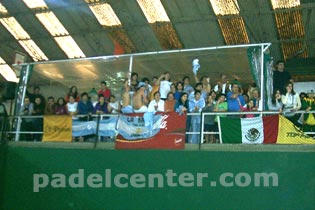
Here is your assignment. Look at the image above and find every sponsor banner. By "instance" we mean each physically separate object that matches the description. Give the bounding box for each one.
[42,116,72,142]
[1,146,315,210]
[116,111,186,149]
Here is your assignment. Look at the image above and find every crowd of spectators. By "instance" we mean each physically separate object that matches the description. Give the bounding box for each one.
[18,60,315,142]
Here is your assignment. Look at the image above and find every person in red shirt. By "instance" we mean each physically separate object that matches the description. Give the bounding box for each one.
[98,81,111,102]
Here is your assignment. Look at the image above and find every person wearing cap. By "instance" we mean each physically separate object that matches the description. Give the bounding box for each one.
[133,82,148,113]
[273,60,293,94]
[301,90,315,135]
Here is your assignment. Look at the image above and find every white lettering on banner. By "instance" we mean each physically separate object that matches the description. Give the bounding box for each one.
[160,114,169,129]
[33,169,279,192]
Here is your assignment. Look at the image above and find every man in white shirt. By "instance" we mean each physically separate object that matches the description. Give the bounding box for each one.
[214,74,231,94]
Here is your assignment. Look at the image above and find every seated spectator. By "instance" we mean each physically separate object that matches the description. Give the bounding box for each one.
[66,85,80,102]
[78,92,94,116]
[188,90,205,144]
[44,96,55,115]
[281,82,301,125]
[133,82,148,113]
[175,92,189,115]
[98,81,111,102]
[55,97,67,115]
[67,95,78,118]
[108,95,121,114]
[268,89,283,111]
[164,92,176,112]
[148,91,164,112]
[93,94,108,114]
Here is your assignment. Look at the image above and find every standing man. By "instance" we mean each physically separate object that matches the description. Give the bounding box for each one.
[273,60,293,94]
[98,81,111,102]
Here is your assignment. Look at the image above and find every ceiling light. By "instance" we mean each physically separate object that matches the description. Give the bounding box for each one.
[0,17,30,40]
[137,0,170,23]
[22,0,48,9]
[54,36,85,58]
[0,57,19,82]
[88,3,121,26]
[19,40,49,61]
[271,0,300,9]
[209,0,240,15]
[36,12,69,36]
[0,3,8,14]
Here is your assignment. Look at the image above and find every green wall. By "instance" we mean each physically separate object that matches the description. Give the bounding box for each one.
[1,144,315,210]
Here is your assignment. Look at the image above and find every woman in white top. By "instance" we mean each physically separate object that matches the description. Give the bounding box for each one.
[159,72,172,100]
[281,82,301,124]
[148,91,165,112]
[107,95,121,114]
[66,95,78,119]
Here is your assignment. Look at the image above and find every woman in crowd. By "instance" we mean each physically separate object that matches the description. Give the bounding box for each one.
[66,85,80,102]
[175,92,189,115]
[268,89,283,111]
[93,94,108,114]
[174,82,184,101]
[67,95,78,118]
[130,72,139,92]
[107,95,121,114]
[164,92,176,112]
[55,97,67,115]
[281,82,301,125]
[148,91,164,112]
[44,96,55,115]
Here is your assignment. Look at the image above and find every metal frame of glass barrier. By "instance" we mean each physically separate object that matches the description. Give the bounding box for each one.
[11,43,271,141]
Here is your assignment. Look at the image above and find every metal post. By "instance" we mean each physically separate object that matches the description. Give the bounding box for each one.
[15,64,31,141]
[260,44,265,115]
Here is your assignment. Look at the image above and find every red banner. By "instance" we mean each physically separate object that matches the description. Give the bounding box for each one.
[115,112,186,149]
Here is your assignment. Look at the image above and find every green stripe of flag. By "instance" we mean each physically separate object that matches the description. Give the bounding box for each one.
[220,117,242,143]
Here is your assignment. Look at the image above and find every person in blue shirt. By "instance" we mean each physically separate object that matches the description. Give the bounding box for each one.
[227,83,245,112]
[78,92,94,115]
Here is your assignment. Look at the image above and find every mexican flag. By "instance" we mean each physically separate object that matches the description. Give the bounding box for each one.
[219,115,315,144]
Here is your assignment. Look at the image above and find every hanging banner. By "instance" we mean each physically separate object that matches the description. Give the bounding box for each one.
[42,115,72,142]
[116,111,186,149]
